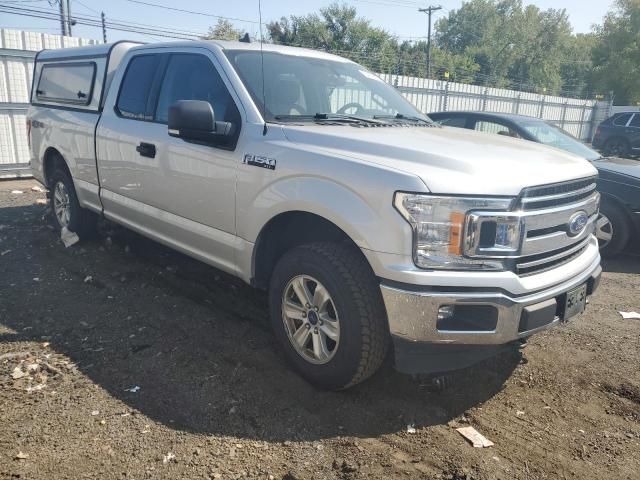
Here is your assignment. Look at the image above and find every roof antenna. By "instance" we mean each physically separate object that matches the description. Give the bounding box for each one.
[258,0,267,135]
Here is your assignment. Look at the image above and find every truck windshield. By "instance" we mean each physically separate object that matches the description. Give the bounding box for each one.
[224,50,430,124]
[520,120,601,161]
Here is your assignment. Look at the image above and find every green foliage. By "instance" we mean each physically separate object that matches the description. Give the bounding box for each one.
[435,0,577,93]
[267,3,396,70]
[266,2,478,80]
[202,19,243,41]
[202,0,639,101]
[591,0,640,104]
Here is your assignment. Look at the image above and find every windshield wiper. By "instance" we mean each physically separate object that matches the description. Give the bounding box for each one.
[373,113,432,124]
[273,113,384,125]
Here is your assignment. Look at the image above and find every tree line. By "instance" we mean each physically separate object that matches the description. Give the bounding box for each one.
[204,0,640,103]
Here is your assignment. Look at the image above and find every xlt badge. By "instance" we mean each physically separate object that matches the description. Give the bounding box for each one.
[244,154,276,170]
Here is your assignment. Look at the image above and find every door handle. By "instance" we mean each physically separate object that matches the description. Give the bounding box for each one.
[136,142,156,158]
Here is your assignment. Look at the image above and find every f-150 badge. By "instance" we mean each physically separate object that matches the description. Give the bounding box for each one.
[244,154,276,170]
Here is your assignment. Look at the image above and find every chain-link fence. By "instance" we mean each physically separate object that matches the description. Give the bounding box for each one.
[378,73,612,142]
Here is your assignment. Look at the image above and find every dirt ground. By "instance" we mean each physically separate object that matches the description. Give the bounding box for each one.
[0,178,638,480]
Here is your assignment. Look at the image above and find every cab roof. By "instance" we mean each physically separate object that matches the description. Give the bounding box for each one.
[127,39,353,63]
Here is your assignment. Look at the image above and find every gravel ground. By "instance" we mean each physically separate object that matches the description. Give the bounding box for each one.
[0,178,639,480]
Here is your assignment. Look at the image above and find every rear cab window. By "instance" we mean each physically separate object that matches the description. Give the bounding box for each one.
[36,62,96,106]
[629,114,640,128]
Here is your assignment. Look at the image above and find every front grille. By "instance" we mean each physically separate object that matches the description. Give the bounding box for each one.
[515,238,590,276]
[464,177,599,276]
[518,176,597,210]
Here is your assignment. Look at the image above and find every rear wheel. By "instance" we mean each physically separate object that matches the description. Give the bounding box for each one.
[596,199,630,257]
[269,242,388,390]
[603,137,630,157]
[48,165,96,238]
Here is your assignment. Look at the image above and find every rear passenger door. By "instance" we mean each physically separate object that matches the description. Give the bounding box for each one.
[97,47,243,273]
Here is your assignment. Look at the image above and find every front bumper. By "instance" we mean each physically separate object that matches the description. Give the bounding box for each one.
[381,255,601,346]
[381,253,601,374]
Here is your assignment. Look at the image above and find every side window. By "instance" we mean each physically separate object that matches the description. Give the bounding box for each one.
[475,120,520,138]
[116,55,162,120]
[155,54,240,126]
[613,113,633,127]
[37,62,95,105]
[629,114,640,128]
[436,117,468,128]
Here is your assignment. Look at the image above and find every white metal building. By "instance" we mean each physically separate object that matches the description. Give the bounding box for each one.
[0,29,98,178]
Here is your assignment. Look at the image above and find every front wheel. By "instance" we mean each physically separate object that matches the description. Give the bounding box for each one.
[269,242,388,390]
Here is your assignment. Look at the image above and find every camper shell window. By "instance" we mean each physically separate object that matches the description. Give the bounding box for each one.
[36,62,96,106]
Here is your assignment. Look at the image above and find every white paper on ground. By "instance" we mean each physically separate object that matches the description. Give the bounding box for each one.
[60,227,79,248]
[456,426,494,448]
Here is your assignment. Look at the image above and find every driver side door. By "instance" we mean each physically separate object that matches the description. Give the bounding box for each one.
[98,48,243,273]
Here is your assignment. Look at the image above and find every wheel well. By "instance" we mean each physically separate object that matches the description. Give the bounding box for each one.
[600,192,636,233]
[252,212,366,290]
[43,147,69,187]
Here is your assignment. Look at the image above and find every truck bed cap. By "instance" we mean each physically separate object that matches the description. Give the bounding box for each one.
[37,41,142,61]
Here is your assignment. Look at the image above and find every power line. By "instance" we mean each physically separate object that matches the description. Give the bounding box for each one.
[0,3,210,38]
[74,0,100,15]
[0,2,592,97]
[124,0,259,24]
[348,0,425,9]
[0,6,201,39]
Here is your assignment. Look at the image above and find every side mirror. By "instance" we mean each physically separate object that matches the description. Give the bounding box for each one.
[168,100,233,143]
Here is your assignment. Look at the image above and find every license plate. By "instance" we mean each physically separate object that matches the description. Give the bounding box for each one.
[563,283,587,321]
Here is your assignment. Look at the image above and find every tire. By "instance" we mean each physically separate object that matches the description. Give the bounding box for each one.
[269,242,388,390]
[596,199,630,257]
[48,165,96,239]
[603,137,630,157]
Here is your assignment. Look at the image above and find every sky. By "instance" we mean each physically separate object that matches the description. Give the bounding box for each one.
[0,0,616,44]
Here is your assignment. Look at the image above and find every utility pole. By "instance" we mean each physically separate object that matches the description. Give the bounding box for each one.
[58,0,68,36]
[66,0,73,36]
[418,5,442,79]
[101,11,107,43]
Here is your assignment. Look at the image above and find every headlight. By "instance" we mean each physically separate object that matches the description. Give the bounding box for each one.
[394,193,515,270]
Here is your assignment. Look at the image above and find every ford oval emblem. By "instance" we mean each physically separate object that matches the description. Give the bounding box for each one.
[568,211,589,236]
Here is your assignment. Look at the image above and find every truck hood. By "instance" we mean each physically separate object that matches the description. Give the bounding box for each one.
[281,124,597,196]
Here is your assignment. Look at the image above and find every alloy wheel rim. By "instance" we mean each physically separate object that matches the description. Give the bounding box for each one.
[53,181,71,228]
[595,213,613,249]
[281,275,340,365]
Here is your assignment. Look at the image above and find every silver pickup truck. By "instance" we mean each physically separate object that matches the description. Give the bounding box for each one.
[28,40,601,390]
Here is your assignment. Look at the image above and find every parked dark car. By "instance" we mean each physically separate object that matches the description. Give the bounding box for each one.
[428,111,640,256]
[592,111,640,157]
